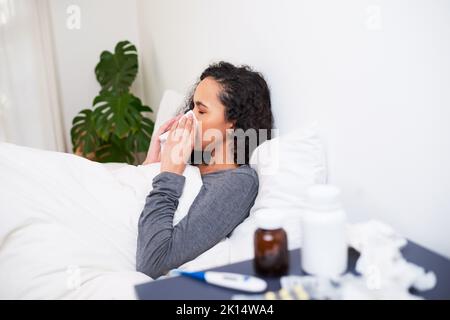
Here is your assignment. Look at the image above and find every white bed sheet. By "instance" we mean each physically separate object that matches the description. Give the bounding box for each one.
[0,143,231,299]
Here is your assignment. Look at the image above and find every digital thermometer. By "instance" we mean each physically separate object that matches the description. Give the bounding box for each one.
[175,270,268,293]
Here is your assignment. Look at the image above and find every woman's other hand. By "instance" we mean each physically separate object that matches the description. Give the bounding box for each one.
[142,114,183,165]
[160,113,194,175]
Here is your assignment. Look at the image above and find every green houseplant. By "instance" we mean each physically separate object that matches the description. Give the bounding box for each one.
[70,40,154,164]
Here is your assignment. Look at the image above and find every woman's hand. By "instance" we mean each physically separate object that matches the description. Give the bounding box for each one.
[143,114,183,165]
[160,113,195,175]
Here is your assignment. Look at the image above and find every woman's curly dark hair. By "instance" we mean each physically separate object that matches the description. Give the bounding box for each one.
[183,61,274,165]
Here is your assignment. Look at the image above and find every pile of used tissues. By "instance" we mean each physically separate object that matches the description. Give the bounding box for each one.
[233,220,436,300]
[342,220,436,299]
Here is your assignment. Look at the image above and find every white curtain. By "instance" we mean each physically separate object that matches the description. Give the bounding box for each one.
[0,0,66,152]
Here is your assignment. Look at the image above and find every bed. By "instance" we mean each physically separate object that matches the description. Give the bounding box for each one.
[0,90,327,299]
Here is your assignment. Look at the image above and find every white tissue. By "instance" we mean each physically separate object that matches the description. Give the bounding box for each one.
[345,220,437,299]
[159,110,198,147]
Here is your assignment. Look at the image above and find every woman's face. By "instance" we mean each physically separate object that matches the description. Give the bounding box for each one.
[192,77,235,150]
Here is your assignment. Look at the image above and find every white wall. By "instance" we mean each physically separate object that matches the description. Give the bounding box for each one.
[136,0,450,258]
[48,0,145,151]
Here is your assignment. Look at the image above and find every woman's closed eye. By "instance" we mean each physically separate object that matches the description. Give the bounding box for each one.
[195,107,206,115]
[194,100,209,115]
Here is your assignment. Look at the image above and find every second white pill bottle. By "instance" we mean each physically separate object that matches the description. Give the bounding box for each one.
[301,184,348,277]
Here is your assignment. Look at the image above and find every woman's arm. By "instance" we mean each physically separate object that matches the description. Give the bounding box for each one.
[136,170,258,279]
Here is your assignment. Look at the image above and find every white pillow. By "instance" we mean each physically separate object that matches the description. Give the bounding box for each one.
[229,122,327,263]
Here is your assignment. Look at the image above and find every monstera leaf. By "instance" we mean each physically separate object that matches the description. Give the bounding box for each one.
[127,115,154,153]
[92,91,152,139]
[95,41,138,94]
[71,109,98,157]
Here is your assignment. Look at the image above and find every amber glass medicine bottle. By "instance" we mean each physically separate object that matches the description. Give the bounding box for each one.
[253,214,289,277]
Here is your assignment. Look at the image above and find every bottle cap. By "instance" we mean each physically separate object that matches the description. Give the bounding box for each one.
[256,213,283,230]
[306,184,342,210]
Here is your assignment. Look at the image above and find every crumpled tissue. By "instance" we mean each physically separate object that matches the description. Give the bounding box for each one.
[342,219,436,299]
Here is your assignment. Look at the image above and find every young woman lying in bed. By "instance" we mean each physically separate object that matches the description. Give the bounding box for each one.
[136,61,274,279]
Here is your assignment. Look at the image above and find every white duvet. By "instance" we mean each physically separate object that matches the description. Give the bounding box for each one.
[0,143,230,299]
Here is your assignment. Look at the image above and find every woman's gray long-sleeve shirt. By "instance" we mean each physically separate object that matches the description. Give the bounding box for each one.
[136,165,259,279]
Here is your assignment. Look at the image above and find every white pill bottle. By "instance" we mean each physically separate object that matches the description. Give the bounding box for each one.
[301,184,348,277]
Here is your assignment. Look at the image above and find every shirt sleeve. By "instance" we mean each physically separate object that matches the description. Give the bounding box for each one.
[136,170,258,279]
